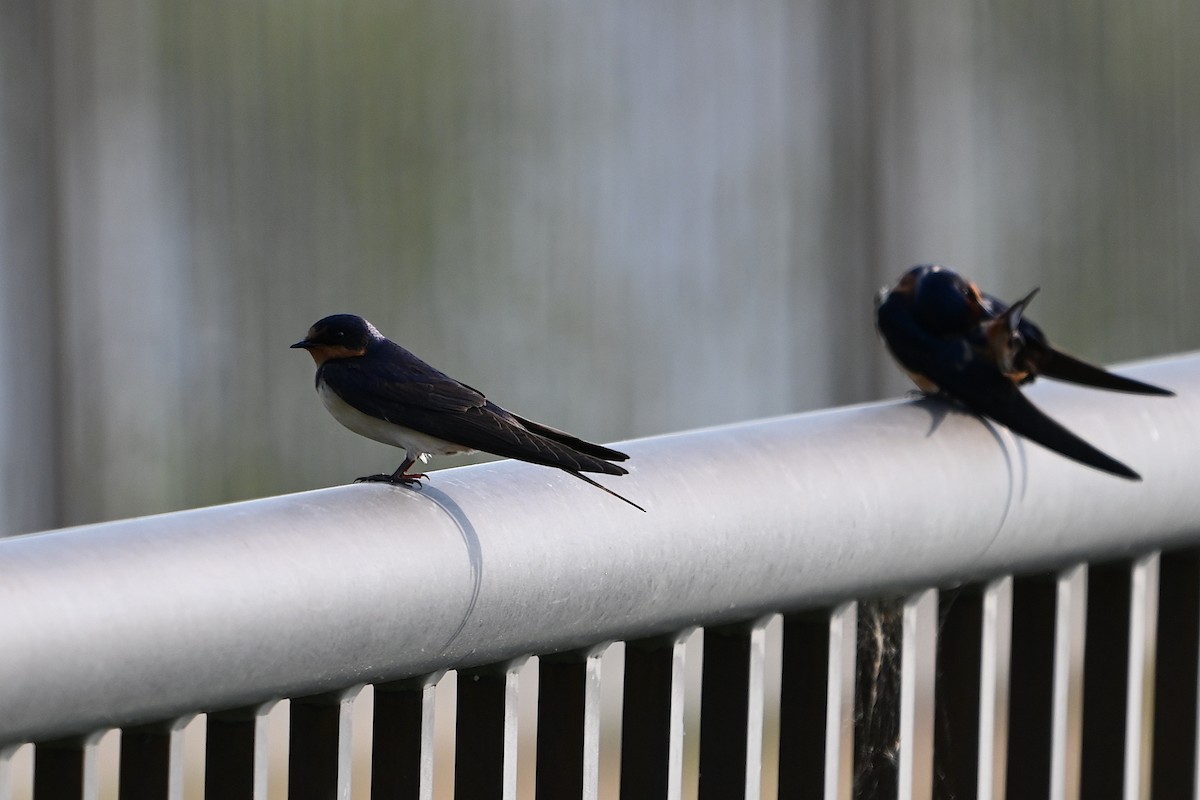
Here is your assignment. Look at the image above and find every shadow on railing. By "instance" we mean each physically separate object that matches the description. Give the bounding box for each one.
[1,353,1197,799]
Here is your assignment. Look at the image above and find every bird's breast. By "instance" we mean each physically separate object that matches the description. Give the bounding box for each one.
[316,381,475,459]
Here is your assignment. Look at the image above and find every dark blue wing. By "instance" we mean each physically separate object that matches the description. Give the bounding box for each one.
[318,342,488,418]
[318,344,629,476]
[979,292,1172,395]
[931,357,1140,481]
[1017,335,1173,396]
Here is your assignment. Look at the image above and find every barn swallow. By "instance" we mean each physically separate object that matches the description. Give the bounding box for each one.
[292,314,644,511]
[876,265,1172,480]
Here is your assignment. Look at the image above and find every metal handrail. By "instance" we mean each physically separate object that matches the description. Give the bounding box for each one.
[1,352,1197,746]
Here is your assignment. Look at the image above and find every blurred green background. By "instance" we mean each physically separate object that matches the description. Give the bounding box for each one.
[2,1,1198,535]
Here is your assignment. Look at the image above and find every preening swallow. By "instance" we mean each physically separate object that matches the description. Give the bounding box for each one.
[876,265,1173,480]
[293,314,644,511]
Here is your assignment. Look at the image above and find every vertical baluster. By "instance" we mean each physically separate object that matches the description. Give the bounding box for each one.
[899,589,937,800]
[1051,565,1087,800]
[1006,573,1057,798]
[535,646,606,800]
[744,617,770,799]
[206,702,276,800]
[619,631,691,800]
[824,602,857,800]
[977,576,1013,800]
[934,586,984,800]
[0,745,20,800]
[696,616,771,800]
[1123,553,1159,800]
[33,732,104,800]
[455,661,523,800]
[1150,549,1199,800]
[289,688,360,800]
[372,673,443,800]
[118,717,192,800]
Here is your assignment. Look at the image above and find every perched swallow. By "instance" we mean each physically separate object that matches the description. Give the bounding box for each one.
[876,265,1173,480]
[292,314,644,511]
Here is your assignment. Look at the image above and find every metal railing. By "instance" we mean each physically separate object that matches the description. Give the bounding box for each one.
[1,353,1198,799]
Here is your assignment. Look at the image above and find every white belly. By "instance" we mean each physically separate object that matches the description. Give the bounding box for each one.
[318,382,475,461]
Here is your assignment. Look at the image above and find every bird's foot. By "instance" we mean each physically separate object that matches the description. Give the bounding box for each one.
[354,472,427,487]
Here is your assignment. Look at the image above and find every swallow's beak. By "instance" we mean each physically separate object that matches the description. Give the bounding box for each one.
[290,339,312,349]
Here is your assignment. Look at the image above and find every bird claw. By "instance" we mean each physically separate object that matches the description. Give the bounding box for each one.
[354,473,427,487]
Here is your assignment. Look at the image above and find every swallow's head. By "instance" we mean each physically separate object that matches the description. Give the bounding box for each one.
[291,314,383,365]
[911,266,985,335]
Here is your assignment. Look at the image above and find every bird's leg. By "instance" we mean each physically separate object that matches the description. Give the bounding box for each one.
[389,457,427,484]
[354,456,427,486]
